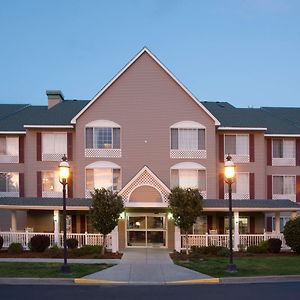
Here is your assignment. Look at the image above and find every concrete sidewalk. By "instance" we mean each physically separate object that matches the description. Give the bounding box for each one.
[76,248,215,285]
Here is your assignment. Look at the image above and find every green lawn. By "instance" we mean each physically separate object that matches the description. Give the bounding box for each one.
[0,262,112,278]
[175,256,300,278]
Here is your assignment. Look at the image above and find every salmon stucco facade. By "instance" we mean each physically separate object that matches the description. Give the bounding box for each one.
[0,48,300,252]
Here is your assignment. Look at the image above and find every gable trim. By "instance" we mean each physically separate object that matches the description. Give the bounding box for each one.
[70,48,220,125]
[219,127,267,131]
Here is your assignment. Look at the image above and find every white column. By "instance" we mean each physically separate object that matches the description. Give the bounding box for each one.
[275,212,280,234]
[233,211,239,251]
[174,226,181,252]
[11,210,17,231]
[111,225,119,253]
[53,210,60,246]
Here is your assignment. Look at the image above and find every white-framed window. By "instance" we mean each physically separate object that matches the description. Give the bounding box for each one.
[225,172,249,199]
[42,133,67,161]
[273,175,296,195]
[184,216,208,234]
[0,172,19,194]
[272,216,290,233]
[224,134,249,156]
[272,139,296,166]
[42,171,62,196]
[85,127,120,149]
[225,216,249,234]
[84,121,121,158]
[0,137,19,163]
[170,162,206,197]
[170,121,206,159]
[85,162,121,197]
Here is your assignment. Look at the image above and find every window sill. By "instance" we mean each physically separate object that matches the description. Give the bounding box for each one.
[85,148,121,158]
[42,192,63,198]
[272,158,296,166]
[170,149,206,159]
[0,155,19,163]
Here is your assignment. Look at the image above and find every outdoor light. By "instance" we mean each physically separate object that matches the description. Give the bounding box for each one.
[59,154,70,273]
[224,154,237,273]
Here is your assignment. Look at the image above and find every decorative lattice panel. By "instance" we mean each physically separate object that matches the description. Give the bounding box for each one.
[0,192,19,198]
[170,150,207,159]
[120,169,169,203]
[85,149,121,158]
[273,194,296,202]
[42,153,65,161]
[224,154,249,163]
[201,191,207,199]
[225,193,250,200]
[42,191,63,198]
[272,158,296,166]
[0,155,19,163]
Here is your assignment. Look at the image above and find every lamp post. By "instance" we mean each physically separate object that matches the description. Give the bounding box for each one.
[224,154,237,272]
[59,154,70,273]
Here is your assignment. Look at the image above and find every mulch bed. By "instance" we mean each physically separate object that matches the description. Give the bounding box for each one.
[0,250,122,259]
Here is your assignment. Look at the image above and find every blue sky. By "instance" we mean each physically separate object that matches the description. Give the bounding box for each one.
[0,0,299,107]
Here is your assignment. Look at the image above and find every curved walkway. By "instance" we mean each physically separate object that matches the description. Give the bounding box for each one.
[77,248,215,285]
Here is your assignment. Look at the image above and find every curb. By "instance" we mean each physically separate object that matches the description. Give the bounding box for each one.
[74,278,127,284]
[220,275,300,284]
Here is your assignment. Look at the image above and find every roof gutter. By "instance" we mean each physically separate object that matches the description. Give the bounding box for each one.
[24,125,74,129]
[218,127,267,131]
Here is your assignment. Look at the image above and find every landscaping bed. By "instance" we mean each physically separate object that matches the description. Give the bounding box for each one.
[0,262,112,278]
[0,249,122,259]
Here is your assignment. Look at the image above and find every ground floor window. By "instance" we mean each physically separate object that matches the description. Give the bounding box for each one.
[0,172,19,193]
[225,216,249,234]
[272,216,290,233]
[182,216,207,234]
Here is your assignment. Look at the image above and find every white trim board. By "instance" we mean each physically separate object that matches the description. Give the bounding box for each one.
[265,134,300,137]
[70,48,220,126]
[24,125,74,128]
[0,131,26,134]
[219,127,267,131]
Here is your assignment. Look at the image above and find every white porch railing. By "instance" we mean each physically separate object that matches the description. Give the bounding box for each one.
[181,233,289,250]
[0,231,112,250]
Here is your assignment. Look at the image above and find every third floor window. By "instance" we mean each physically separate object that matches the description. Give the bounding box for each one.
[85,127,120,149]
[272,139,295,159]
[224,134,248,156]
[0,137,18,157]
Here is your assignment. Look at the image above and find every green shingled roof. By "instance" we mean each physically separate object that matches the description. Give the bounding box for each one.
[0,100,89,131]
[0,104,29,121]
[202,101,300,134]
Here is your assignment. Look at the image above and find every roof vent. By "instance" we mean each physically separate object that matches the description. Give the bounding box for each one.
[46,90,64,109]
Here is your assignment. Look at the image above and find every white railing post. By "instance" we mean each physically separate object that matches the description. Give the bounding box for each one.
[174,226,181,252]
[111,226,118,253]
[84,231,88,246]
[25,229,29,250]
[205,233,208,247]
[53,210,60,246]
[233,211,239,251]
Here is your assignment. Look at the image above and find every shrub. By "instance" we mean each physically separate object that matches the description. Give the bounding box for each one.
[267,238,282,253]
[47,245,63,258]
[283,217,300,254]
[30,235,50,252]
[66,238,78,249]
[216,247,230,257]
[8,243,23,254]
[0,236,3,249]
[190,245,229,256]
[238,244,246,252]
[70,245,103,257]
[246,244,268,254]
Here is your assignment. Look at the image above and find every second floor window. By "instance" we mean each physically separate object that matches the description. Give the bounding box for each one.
[0,137,19,156]
[225,173,249,197]
[170,168,206,191]
[42,133,67,155]
[224,134,248,156]
[273,139,295,159]
[171,128,205,150]
[0,172,19,193]
[86,127,120,149]
[273,175,295,195]
[42,171,61,193]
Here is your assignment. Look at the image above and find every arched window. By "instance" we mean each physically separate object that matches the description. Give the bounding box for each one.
[170,121,206,159]
[85,161,121,197]
[85,120,121,158]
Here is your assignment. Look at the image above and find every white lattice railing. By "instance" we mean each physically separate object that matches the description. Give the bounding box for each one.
[170,149,207,159]
[0,155,19,163]
[42,153,65,161]
[224,193,250,200]
[0,192,19,197]
[85,148,121,158]
[225,154,249,163]
[42,191,63,198]
[273,194,296,202]
[181,233,289,250]
[0,231,112,250]
[272,158,296,166]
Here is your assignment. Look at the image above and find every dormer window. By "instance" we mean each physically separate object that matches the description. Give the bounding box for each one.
[85,120,121,158]
[170,121,206,159]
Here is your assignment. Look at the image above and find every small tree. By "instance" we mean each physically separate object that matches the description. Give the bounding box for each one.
[168,187,203,254]
[283,217,300,254]
[90,188,124,254]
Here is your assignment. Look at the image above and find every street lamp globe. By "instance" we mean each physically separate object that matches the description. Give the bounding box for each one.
[224,155,235,181]
[59,155,70,182]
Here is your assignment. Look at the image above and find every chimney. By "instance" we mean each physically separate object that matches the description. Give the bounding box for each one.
[46,90,64,109]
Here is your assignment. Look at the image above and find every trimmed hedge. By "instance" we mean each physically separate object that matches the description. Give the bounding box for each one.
[267,238,282,253]
[190,246,229,257]
[66,238,78,249]
[8,243,23,254]
[0,236,3,249]
[283,217,300,254]
[30,235,50,252]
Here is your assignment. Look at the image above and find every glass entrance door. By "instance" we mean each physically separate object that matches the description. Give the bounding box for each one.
[126,214,167,247]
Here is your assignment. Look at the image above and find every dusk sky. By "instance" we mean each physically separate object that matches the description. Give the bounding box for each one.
[0,0,299,107]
